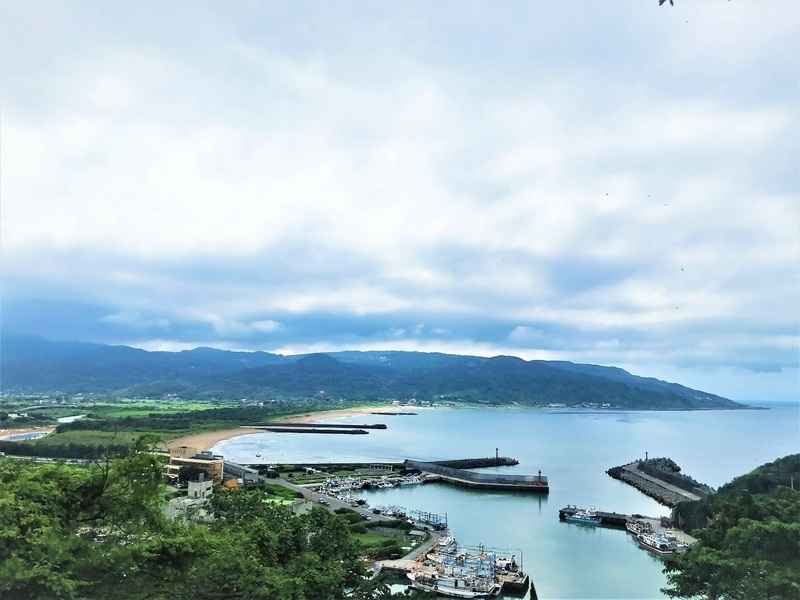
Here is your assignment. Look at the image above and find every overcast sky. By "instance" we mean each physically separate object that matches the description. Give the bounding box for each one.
[2,1,798,402]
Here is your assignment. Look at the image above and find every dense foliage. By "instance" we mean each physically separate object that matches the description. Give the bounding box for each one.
[0,443,391,600]
[0,439,131,459]
[664,454,800,599]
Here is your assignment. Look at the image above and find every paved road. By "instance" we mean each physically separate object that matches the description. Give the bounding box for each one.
[271,477,399,523]
[623,464,703,501]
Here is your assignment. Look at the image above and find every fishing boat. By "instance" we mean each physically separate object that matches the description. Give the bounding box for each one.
[438,535,456,549]
[625,519,653,536]
[407,572,501,598]
[637,532,679,557]
[565,509,601,526]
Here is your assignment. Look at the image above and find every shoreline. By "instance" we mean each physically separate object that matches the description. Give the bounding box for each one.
[165,405,428,452]
[160,401,762,453]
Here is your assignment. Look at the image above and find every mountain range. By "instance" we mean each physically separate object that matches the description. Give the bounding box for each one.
[0,334,744,410]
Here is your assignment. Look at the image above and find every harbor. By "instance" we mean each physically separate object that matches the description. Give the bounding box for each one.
[378,537,533,599]
[559,505,696,558]
[210,406,792,599]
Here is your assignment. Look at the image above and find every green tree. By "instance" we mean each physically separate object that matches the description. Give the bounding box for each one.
[664,455,800,600]
[0,439,375,600]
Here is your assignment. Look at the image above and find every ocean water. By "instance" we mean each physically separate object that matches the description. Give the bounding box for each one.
[213,403,799,599]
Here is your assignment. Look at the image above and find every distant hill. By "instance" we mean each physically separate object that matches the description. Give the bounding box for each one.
[0,334,744,410]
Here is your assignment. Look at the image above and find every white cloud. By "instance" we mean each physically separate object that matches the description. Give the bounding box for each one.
[1,1,798,398]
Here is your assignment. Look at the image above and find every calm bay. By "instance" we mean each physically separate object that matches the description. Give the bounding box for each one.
[214,402,799,599]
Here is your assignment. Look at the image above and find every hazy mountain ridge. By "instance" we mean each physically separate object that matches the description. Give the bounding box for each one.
[0,334,743,409]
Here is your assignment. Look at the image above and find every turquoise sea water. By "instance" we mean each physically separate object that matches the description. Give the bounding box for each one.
[214,403,799,600]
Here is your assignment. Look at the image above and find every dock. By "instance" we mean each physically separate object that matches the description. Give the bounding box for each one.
[250,427,369,434]
[405,460,549,493]
[558,506,697,545]
[253,422,388,429]
[243,457,519,470]
[559,505,649,528]
[378,540,534,598]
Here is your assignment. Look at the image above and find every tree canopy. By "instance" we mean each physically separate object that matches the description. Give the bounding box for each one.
[664,454,800,600]
[0,443,389,600]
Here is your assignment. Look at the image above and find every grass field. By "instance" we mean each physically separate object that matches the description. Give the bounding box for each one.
[262,483,303,501]
[88,400,229,418]
[29,430,148,447]
[21,400,230,420]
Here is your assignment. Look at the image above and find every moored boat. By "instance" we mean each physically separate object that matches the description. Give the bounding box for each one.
[439,535,456,549]
[625,519,653,536]
[566,509,601,526]
[637,532,678,557]
[407,572,501,598]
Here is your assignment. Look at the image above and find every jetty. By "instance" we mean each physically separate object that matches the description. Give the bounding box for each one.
[405,459,548,493]
[607,456,713,507]
[244,457,520,470]
[255,422,388,429]
[248,427,369,435]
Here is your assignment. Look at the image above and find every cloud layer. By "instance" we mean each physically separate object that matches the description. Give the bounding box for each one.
[2,1,798,401]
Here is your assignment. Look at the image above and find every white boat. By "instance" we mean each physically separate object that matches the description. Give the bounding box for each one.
[625,520,653,536]
[439,535,456,549]
[566,509,601,526]
[637,532,679,557]
[407,572,501,598]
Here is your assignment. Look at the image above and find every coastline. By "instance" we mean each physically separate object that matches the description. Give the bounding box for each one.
[166,405,427,452]
[165,427,264,451]
[161,401,757,453]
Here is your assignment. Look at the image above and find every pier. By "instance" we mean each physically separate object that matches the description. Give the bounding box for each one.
[405,460,549,493]
[559,506,697,545]
[250,427,369,434]
[607,457,712,507]
[255,422,388,429]
[559,506,647,528]
[243,457,519,470]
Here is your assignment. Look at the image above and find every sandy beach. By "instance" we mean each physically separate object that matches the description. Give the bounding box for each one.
[166,405,424,451]
[165,427,263,451]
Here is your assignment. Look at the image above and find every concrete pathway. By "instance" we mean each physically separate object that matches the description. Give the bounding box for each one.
[623,464,703,501]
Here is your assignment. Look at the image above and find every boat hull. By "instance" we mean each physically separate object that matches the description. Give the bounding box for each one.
[565,516,601,526]
[408,574,500,598]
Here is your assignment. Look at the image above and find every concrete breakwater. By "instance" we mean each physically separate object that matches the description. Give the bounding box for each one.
[259,422,388,429]
[607,459,708,507]
[257,427,369,435]
[405,459,548,493]
[242,457,520,470]
[432,456,519,469]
